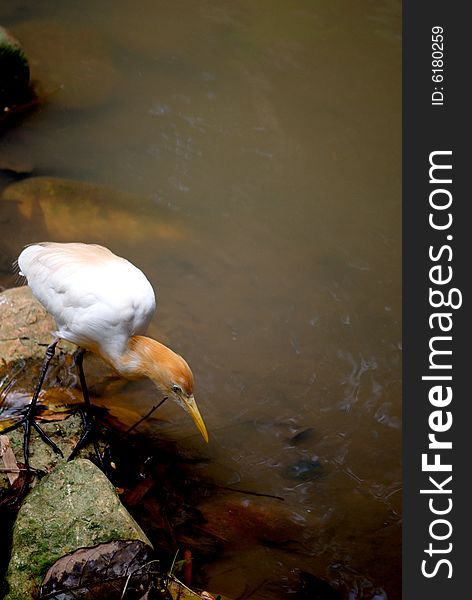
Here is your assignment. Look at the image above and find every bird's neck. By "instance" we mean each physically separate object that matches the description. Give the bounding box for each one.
[106,335,176,381]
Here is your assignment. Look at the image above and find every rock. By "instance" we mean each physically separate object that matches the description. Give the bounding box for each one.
[10,20,119,109]
[284,458,323,481]
[0,26,30,109]
[197,494,305,548]
[5,458,152,600]
[0,286,69,366]
[289,427,315,445]
[2,413,97,477]
[1,176,186,246]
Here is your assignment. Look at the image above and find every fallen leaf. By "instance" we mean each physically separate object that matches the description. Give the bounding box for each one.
[40,539,158,599]
[0,434,19,485]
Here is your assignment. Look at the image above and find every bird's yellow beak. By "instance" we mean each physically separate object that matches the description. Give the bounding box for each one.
[183,395,209,442]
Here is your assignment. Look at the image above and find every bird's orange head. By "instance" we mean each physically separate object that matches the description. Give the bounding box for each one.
[127,336,208,442]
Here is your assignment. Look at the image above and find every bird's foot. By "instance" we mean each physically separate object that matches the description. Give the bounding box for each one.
[68,407,103,467]
[0,405,63,470]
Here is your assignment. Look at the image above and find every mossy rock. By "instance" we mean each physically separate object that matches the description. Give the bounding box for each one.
[5,459,152,599]
[0,26,30,109]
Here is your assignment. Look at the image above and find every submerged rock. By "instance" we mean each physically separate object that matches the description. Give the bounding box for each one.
[197,494,305,548]
[284,458,323,481]
[0,26,30,109]
[5,458,152,600]
[289,427,315,445]
[1,176,186,247]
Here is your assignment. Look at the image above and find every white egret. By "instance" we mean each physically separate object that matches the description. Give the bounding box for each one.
[1,242,208,467]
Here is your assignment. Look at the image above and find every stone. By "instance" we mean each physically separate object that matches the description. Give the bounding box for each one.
[2,414,97,478]
[5,458,152,600]
[0,286,68,366]
[1,176,186,246]
[0,26,30,109]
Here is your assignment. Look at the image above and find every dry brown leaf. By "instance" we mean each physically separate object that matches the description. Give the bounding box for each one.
[0,434,20,485]
[40,539,157,600]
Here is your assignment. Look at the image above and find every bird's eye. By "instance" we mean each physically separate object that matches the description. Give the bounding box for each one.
[172,385,182,394]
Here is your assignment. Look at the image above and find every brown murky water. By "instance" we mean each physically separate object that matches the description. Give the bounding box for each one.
[0,1,401,598]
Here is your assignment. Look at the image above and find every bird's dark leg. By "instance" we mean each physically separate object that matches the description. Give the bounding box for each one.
[68,348,102,464]
[0,339,63,469]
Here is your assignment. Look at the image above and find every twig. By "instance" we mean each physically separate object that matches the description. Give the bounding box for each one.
[169,549,179,576]
[190,479,285,501]
[123,397,168,437]
[120,559,161,600]
[216,485,284,501]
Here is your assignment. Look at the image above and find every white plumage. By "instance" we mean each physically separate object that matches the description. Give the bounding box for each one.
[13,241,208,445]
[18,243,156,366]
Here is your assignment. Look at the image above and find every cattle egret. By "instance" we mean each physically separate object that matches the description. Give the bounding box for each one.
[1,242,208,467]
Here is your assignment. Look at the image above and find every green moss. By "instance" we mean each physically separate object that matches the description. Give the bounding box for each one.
[5,459,151,599]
